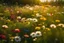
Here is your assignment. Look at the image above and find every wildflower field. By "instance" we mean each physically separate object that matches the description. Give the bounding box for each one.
[0,3,64,43]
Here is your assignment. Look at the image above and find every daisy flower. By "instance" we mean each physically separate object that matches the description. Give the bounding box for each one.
[17,16,21,20]
[33,38,37,41]
[30,32,36,38]
[27,18,33,21]
[58,23,64,28]
[58,23,63,26]
[32,18,38,22]
[50,24,56,28]
[14,36,21,42]
[35,31,42,37]
[2,25,8,29]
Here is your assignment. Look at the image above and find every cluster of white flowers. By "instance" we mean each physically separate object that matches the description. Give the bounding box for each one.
[50,23,64,28]
[27,18,38,22]
[30,31,42,38]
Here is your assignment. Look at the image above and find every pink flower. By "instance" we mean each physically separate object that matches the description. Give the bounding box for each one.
[24,34,29,38]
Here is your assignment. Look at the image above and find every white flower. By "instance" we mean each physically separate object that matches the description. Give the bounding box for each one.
[25,5,30,9]
[21,18,26,21]
[34,5,39,8]
[55,38,58,41]
[58,23,64,27]
[27,18,33,21]
[62,12,64,13]
[58,23,63,26]
[32,18,38,22]
[47,13,50,16]
[14,36,21,42]
[33,38,37,41]
[54,0,56,2]
[30,32,36,38]
[2,25,8,28]
[58,12,61,14]
[63,6,64,8]
[50,24,56,28]
[42,25,46,29]
[62,24,64,28]
[17,11,20,13]
[17,16,21,19]
[27,18,38,22]
[36,13,42,17]
[29,7,33,10]
[35,31,42,37]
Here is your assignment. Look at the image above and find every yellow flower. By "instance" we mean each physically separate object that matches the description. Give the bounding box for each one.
[43,32,46,34]
[42,6,45,9]
[40,17,43,20]
[32,14,35,17]
[9,36,14,41]
[4,9,9,12]
[27,21,30,25]
[46,28,51,31]
[7,19,11,22]
[40,17,47,21]
[35,27,41,30]
[43,17,47,21]
[38,24,42,26]
[34,11,38,13]
[10,36,14,40]
[55,20,60,22]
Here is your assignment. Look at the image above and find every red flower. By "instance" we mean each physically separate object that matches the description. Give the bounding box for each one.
[14,29,20,33]
[0,34,6,40]
[10,14,16,20]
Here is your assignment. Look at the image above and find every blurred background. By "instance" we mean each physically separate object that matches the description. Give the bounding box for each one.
[0,0,64,5]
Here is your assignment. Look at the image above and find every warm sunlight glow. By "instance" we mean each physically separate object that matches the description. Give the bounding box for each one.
[47,0,51,2]
[40,0,46,2]
[40,0,57,2]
